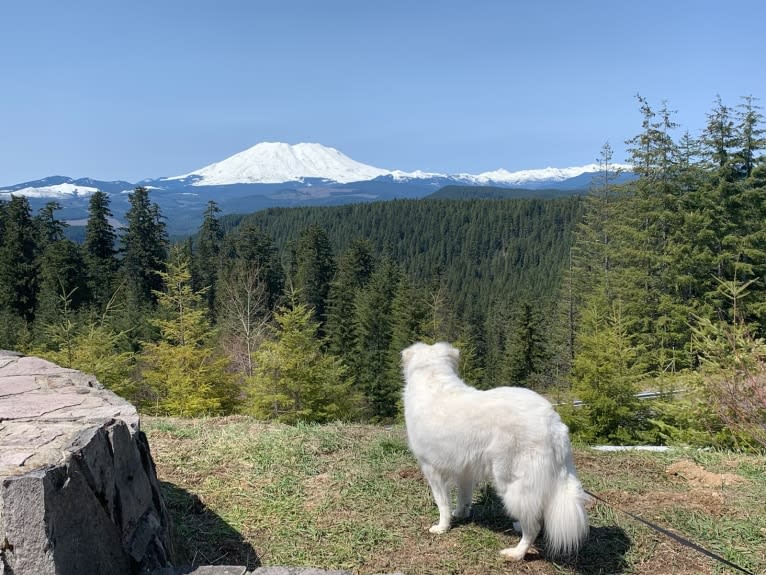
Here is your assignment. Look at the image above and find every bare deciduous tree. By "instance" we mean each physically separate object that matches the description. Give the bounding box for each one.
[217,262,271,377]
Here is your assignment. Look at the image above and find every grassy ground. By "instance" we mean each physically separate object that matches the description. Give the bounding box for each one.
[143,416,766,575]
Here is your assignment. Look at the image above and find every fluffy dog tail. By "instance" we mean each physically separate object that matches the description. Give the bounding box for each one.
[543,471,589,556]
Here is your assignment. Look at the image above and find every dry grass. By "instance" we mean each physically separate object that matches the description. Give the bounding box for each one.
[143,416,766,574]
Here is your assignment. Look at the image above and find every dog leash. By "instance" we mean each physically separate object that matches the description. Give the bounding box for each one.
[584,489,758,575]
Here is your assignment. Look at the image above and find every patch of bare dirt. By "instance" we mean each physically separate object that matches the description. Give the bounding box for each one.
[603,488,726,517]
[666,459,747,488]
[396,466,423,480]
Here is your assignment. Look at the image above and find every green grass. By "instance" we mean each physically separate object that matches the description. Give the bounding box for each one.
[143,416,766,574]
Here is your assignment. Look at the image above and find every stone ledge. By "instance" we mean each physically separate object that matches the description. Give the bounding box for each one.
[0,351,173,575]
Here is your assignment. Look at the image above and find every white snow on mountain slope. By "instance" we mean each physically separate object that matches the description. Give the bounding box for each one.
[388,169,448,181]
[2,143,633,194]
[456,163,633,185]
[0,182,99,198]
[165,142,631,186]
[165,142,390,185]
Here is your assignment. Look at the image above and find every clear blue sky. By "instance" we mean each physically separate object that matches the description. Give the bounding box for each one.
[2,0,764,185]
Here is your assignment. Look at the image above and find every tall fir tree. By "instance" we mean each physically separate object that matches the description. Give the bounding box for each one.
[193,200,223,319]
[566,297,646,444]
[352,256,401,420]
[120,186,168,307]
[83,190,118,308]
[224,222,285,310]
[290,224,335,328]
[34,239,90,334]
[34,201,66,250]
[733,95,765,178]
[502,301,549,389]
[326,238,376,359]
[0,196,39,327]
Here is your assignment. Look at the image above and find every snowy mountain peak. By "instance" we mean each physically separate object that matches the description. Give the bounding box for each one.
[165,142,390,185]
[163,142,631,187]
[0,180,100,199]
[457,163,632,186]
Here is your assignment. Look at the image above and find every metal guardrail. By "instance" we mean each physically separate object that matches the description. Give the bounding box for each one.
[558,389,686,407]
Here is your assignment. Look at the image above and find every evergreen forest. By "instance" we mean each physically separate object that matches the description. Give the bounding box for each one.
[1,95,764,449]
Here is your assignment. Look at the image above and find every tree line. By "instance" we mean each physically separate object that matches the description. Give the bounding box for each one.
[0,187,580,421]
[1,93,763,448]
[561,95,766,449]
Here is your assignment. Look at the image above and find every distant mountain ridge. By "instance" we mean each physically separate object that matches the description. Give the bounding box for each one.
[0,142,634,234]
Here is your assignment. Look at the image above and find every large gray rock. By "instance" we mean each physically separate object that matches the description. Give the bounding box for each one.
[0,351,175,575]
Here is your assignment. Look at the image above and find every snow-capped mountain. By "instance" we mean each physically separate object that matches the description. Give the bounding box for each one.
[0,176,136,199]
[160,142,630,187]
[453,163,629,185]
[4,182,99,199]
[164,142,390,185]
[0,142,634,234]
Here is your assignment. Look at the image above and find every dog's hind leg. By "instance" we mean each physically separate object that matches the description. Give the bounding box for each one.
[452,473,474,520]
[498,480,542,561]
[421,463,453,534]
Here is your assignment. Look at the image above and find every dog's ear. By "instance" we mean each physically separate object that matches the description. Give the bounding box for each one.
[434,341,459,360]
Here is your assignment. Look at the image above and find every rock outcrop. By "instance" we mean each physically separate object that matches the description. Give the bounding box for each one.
[0,351,175,575]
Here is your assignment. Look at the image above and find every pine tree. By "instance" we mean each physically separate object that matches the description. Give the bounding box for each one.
[0,196,39,326]
[352,256,401,420]
[193,200,223,319]
[699,96,766,326]
[140,246,235,416]
[550,144,626,388]
[121,186,168,307]
[34,239,90,332]
[733,95,765,178]
[423,270,458,342]
[385,276,430,398]
[32,290,137,401]
[502,301,549,389]
[29,202,92,342]
[326,239,376,358]
[290,224,335,328]
[247,299,359,423]
[83,191,118,308]
[702,95,737,174]
[34,201,66,250]
[566,297,646,444]
[622,97,692,372]
[224,222,285,310]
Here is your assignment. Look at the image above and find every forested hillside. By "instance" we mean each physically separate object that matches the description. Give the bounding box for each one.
[561,95,766,448]
[223,197,581,318]
[0,94,763,449]
[424,185,577,200]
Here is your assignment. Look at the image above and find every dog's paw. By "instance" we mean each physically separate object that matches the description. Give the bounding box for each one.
[499,546,526,561]
[429,524,450,534]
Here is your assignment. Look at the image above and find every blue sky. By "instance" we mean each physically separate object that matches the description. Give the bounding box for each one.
[2,0,764,185]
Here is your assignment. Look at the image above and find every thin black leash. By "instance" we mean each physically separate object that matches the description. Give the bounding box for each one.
[585,489,758,575]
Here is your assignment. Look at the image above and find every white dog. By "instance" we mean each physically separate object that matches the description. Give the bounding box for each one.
[401,341,588,561]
